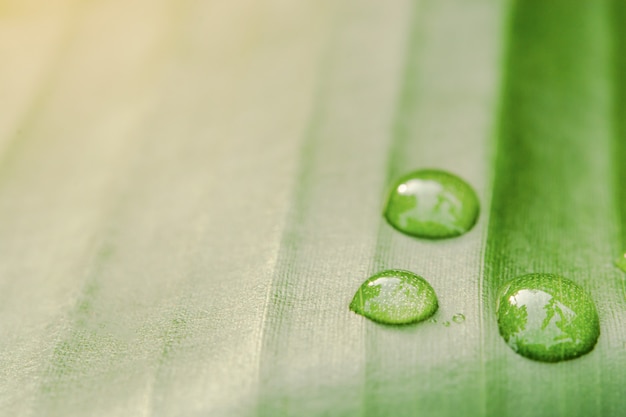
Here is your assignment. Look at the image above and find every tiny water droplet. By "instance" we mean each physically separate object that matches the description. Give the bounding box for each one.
[615,253,626,272]
[384,169,479,239]
[429,318,438,324]
[443,321,451,327]
[496,273,600,363]
[350,269,438,325]
[452,313,465,324]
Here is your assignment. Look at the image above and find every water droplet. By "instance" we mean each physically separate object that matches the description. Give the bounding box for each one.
[452,313,465,324]
[350,269,438,325]
[496,273,600,362]
[615,253,626,272]
[384,169,479,239]
[443,321,451,327]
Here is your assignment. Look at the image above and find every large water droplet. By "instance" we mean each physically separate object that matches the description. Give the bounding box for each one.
[384,169,479,239]
[350,269,438,325]
[496,274,600,362]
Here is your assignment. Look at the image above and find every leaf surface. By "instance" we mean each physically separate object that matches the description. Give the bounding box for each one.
[0,1,624,416]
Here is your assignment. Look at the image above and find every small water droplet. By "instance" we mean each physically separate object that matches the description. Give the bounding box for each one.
[384,169,479,239]
[429,318,438,324]
[350,270,438,325]
[452,313,465,324]
[615,253,626,272]
[443,321,451,327]
[496,273,600,363]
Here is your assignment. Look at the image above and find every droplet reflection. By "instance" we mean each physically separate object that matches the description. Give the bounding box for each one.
[496,273,600,362]
[384,169,479,239]
[350,269,438,325]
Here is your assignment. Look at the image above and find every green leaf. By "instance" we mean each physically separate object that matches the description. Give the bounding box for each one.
[1,0,624,416]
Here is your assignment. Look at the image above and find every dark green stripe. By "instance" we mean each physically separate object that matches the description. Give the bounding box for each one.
[613,0,626,257]
[255,12,344,417]
[371,0,426,272]
[364,2,426,416]
[383,1,426,185]
[484,0,616,415]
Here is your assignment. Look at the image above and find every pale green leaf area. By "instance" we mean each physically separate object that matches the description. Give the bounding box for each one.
[0,0,624,416]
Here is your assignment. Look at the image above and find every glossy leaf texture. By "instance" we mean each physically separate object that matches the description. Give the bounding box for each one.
[1,0,625,416]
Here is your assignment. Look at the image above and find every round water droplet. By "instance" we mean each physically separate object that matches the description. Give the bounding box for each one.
[452,313,465,324]
[384,169,479,239]
[496,274,600,363]
[442,321,451,327]
[350,269,438,325]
